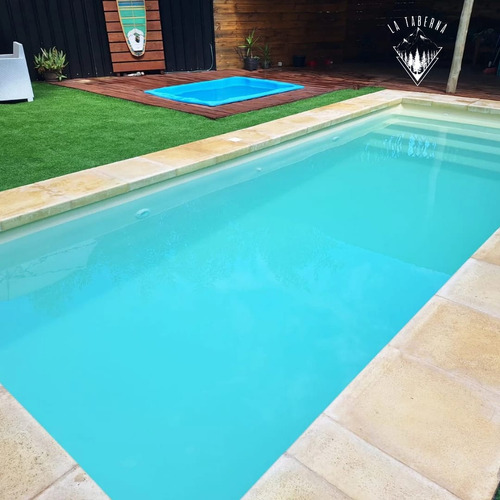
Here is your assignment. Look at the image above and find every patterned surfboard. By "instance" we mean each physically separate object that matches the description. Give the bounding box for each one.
[116,0,147,57]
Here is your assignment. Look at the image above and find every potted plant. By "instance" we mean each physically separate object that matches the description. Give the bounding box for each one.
[238,29,260,71]
[34,47,68,81]
[260,43,271,69]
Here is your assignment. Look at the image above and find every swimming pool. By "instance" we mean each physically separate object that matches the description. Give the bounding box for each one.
[0,98,499,499]
[145,76,304,106]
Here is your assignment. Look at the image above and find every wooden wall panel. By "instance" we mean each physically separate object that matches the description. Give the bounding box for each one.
[104,0,166,73]
[344,0,500,62]
[214,0,500,68]
[213,0,348,69]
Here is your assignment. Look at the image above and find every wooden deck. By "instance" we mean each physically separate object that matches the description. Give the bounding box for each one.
[54,69,357,119]
[55,64,500,119]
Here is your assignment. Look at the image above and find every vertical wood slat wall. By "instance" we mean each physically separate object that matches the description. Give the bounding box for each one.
[213,0,500,69]
[103,0,166,73]
[213,0,349,70]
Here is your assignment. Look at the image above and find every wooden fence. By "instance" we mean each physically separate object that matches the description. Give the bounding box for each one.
[0,0,113,79]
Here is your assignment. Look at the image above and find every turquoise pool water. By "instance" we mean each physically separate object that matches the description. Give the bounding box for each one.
[145,76,304,106]
[0,107,499,499]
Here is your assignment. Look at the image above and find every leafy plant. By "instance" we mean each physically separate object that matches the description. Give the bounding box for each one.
[34,47,68,80]
[238,29,260,59]
[260,43,271,64]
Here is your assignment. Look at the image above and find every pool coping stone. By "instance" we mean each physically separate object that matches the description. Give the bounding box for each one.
[0,90,499,499]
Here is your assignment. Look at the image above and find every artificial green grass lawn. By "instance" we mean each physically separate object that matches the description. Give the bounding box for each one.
[0,82,382,191]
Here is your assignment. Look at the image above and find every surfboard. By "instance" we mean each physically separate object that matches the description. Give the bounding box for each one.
[116,0,147,57]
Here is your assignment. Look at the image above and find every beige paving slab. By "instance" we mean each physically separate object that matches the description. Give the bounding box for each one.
[143,144,218,171]
[473,229,500,266]
[299,94,399,124]
[336,90,402,106]
[218,128,282,151]
[473,98,500,109]
[182,135,254,161]
[402,96,433,106]
[0,184,71,231]
[0,185,67,218]
[289,414,459,500]
[325,346,500,500]
[281,112,339,132]
[37,169,127,196]
[401,94,476,110]
[36,169,130,211]
[34,466,109,500]
[468,99,500,114]
[391,296,500,395]
[0,386,76,499]
[242,454,348,500]
[437,258,500,319]
[305,93,400,119]
[294,105,365,126]
[97,156,177,190]
[249,119,314,141]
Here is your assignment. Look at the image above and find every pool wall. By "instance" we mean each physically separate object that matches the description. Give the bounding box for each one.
[0,90,499,499]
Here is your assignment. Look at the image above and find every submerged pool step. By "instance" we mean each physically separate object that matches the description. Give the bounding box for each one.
[363,137,500,174]
[370,129,500,159]
[370,126,500,163]
[386,116,500,144]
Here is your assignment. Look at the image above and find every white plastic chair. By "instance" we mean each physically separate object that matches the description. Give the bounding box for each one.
[0,42,34,102]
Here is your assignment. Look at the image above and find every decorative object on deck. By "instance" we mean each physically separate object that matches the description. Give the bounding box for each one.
[145,76,304,107]
[34,47,68,81]
[116,0,147,56]
[0,42,34,102]
[103,0,165,74]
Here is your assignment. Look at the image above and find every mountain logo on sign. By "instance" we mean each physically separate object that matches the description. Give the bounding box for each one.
[393,27,442,86]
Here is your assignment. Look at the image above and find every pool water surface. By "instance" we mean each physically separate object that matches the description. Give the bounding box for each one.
[0,107,499,499]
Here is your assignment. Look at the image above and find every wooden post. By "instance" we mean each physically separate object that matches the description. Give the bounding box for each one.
[446,0,475,93]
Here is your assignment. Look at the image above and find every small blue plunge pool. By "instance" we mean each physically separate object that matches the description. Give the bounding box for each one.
[145,76,304,106]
